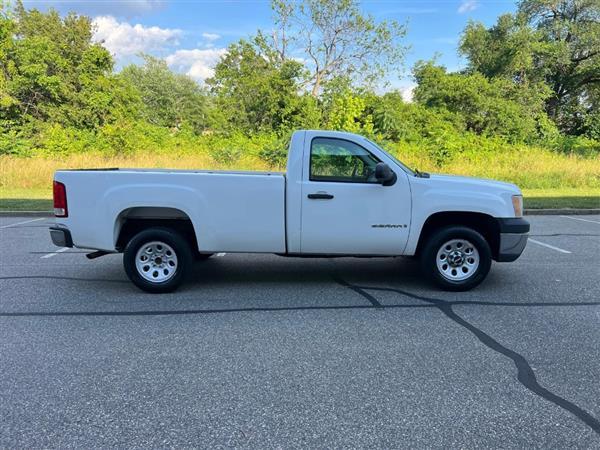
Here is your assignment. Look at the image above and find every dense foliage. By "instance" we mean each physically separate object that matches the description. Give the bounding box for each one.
[461,0,600,136]
[0,0,599,172]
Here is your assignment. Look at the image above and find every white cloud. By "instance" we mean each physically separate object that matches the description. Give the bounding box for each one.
[399,84,415,103]
[165,48,227,81]
[201,33,221,42]
[458,0,479,13]
[92,16,181,58]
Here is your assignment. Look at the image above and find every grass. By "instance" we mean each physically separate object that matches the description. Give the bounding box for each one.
[1,147,598,211]
[390,141,600,190]
[0,188,52,211]
[522,188,600,209]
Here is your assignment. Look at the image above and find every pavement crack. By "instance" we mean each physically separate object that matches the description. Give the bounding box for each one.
[332,275,382,308]
[338,281,600,436]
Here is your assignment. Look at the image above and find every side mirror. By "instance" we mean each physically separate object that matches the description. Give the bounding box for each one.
[375,162,397,186]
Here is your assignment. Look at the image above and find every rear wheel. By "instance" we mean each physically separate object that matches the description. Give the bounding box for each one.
[420,226,491,291]
[123,227,192,293]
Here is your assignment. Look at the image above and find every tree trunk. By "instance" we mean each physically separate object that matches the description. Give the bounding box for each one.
[311,72,322,97]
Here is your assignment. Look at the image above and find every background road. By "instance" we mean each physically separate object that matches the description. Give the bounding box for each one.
[1,215,599,448]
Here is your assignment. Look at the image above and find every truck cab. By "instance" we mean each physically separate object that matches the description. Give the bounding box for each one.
[285,130,413,255]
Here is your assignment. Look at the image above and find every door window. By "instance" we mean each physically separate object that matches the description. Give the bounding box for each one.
[310,138,380,183]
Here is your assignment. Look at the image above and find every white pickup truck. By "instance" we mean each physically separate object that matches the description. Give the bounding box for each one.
[50,130,529,293]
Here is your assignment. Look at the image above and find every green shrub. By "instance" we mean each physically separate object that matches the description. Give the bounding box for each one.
[258,133,291,168]
[554,135,600,158]
[0,126,30,156]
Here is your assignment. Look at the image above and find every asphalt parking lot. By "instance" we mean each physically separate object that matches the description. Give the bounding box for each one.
[1,214,599,448]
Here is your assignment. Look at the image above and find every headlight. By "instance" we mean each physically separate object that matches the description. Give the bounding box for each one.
[512,195,523,217]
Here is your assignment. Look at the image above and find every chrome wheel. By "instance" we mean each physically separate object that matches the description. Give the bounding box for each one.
[436,238,480,282]
[135,241,178,283]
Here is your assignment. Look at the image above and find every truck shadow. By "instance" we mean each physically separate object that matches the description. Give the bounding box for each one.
[187,255,425,289]
[2,252,518,296]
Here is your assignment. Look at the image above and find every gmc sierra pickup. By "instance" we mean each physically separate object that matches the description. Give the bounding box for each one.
[50,130,529,293]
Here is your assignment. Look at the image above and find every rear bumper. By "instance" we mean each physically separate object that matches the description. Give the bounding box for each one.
[496,218,530,262]
[49,227,73,248]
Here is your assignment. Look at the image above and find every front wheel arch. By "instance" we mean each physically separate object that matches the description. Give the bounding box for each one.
[415,211,500,259]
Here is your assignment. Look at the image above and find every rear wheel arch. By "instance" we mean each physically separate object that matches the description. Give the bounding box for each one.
[114,207,200,252]
[415,211,500,259]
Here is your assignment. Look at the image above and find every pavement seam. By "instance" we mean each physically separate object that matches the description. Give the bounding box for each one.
[1,275,600,434]
[345,282,600,437]
[331,275,383,308]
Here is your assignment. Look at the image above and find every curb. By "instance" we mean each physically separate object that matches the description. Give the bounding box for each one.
[0,211,53,217]
[1,209,599,217]
[524,208,600,215]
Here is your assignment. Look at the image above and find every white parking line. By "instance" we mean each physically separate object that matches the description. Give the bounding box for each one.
[529,238,571,254]
[0,217,45,229]
[560,215,600,225]
[41,247,70,259]
[216,252,227,257]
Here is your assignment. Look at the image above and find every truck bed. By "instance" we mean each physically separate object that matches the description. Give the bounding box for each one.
[54,169,287,253]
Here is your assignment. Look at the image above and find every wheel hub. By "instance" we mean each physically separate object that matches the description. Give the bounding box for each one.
[447,250,465,267]
[135,241,178,283]
[436,239,480,282]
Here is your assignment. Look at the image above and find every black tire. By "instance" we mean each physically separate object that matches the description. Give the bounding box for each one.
[420,226,492,291]
[123,227,193,293]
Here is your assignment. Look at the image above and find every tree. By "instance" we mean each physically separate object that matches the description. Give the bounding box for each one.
[262,0,407,96]
[120,56,208,133]
[318,78,374,134]
[0,2,18,113]
[460,0,600,134]
[207,39,320,133]
[413,61,556,143]
[521,0,600,133]
[460,14,547,83]
[0,1,138,129]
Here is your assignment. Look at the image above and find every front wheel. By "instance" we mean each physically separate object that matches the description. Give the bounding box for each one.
[123,227,193,293]
[420,226,492,291]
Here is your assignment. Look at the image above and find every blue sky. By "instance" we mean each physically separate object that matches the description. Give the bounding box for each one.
[21,0,518,96]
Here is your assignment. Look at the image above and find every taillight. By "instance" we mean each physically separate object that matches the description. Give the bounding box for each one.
[53,181,68,217]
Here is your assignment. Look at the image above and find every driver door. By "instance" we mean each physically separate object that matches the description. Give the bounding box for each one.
[300,136,411,255]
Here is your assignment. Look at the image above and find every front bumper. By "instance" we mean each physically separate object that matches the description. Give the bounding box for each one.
[496,218,529,262]
[49,226,73,248]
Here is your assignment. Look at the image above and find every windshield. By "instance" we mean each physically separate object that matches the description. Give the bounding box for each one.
[364,138,416,176]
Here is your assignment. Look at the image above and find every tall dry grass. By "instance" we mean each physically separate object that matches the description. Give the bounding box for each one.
[1,143,598,197]
[0,151,272,192]
[390,143,600,189]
